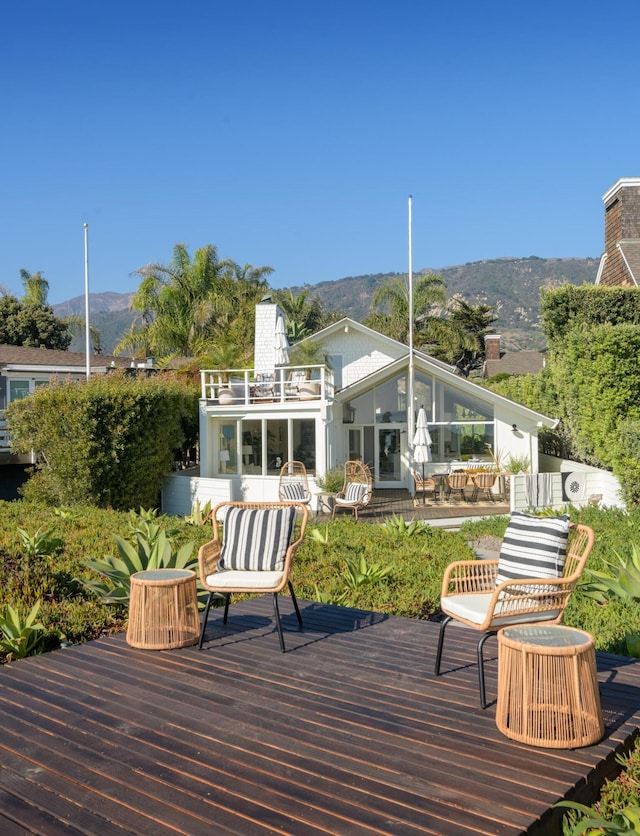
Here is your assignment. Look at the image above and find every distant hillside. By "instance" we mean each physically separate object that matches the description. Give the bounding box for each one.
[296,256,599,351]
[54,257,599,353]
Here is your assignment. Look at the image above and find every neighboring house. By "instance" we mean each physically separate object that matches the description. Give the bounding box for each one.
[596,177,640,287]
[0,344,133,463]
[483,334,545,379]
[163,299,559,514]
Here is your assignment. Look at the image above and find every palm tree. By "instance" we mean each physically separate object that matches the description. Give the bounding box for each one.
[364,273,447,344]
[273,289,335,343]
[115,243,272,362]
[20,269,49,307]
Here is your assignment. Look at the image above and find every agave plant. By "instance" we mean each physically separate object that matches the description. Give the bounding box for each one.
[381,513,420,537]
[555,799,640,834]
[83,529,197,605]
[342,554,393,590]
[0,600,46,660]
[17,528,64,558]
[579,543,640,604]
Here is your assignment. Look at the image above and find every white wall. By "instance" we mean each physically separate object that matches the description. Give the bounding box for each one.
[511,459,625,513]
[161,471,232,516]
[324,328,403,388]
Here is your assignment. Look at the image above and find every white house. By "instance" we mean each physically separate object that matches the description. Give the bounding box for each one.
[162,299,559,514]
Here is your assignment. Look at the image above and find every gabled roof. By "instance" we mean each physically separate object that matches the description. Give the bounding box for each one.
[484,350,545,378]
[306,317,457,374]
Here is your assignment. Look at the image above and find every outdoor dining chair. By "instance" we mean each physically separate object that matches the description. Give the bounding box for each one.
[331,461,373,521]
[471,471,498,502]
[413,471,437,503]
[434,513,595,707]
[197,501,308,652]
[445,472,469,502]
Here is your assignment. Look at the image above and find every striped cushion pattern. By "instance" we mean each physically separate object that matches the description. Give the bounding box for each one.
[345,483,368,503]
[496,512,569,587]
[218,507,297,572]
[280,482,306,501]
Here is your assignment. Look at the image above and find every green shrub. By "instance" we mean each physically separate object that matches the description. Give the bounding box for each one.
[6,373,199,510]
[0,601,46,660]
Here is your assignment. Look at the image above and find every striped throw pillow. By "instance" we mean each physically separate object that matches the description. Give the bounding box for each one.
[281,482,306,501]
[345,483,368,503]
[218,506,297,572]
[496,512,570,588]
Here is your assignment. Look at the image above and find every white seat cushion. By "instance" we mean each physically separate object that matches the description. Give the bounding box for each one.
[442,593,560,629]
[206,569,285,590]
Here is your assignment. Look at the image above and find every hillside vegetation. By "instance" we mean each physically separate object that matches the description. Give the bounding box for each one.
[54,256,599,353]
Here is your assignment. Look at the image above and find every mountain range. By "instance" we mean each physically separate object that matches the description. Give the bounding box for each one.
[54,256,600,354]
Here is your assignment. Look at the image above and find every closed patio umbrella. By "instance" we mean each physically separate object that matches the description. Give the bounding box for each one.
[412,406,432,504]
[275,314,289,365]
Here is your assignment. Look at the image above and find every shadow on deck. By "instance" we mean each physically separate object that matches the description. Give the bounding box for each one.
[0,598,638,835]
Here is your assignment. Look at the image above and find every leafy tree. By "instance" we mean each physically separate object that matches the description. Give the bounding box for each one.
[0,295,71,350]
[422,297,497,376]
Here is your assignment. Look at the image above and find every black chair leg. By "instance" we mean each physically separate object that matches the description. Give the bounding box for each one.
[288,580,303,629]
[273,593,285,652]
[477,631,496,709]
[434,615,452,675]
[198,591,215,650]
[222,593,231,624]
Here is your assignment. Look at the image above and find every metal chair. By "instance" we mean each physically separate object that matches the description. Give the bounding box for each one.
[197,501,308,652]
[434,521,595,707]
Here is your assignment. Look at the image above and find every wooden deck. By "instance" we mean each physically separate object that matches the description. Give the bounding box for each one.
[321,489,511,525]
[1,598,639,835]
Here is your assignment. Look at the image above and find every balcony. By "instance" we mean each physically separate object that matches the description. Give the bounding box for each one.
[200,365,334,406]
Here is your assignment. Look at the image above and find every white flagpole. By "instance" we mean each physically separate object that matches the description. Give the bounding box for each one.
[84,222,90,380]
[408,196,415,449]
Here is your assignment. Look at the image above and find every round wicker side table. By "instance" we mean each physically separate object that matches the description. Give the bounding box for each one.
[126,569,200,650]
[496,624,604,749]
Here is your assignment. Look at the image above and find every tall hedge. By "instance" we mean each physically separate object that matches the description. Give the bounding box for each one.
[6,372,199,509]
[540,284,640,344]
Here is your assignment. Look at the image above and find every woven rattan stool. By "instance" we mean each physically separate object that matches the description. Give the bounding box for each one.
[496,624,603,748]
[127,569,200,650]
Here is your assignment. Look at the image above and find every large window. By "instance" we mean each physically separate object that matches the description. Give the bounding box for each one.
[233,418,317,476]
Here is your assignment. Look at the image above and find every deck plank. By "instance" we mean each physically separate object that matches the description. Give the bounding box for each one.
[0,598,638,835]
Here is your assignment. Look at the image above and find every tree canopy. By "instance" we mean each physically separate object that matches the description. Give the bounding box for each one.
[0,294,72,350]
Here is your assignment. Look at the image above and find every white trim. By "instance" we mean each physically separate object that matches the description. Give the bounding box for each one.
[617,242,640,286]
[602,177,640,206]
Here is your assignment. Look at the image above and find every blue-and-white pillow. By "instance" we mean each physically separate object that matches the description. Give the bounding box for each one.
[218,506,297,572]
[496,511,569,587]
[280,482,306,501]
[345,483,368,503]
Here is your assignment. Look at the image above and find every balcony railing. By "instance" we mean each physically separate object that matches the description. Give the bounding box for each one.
[200,365,334,405]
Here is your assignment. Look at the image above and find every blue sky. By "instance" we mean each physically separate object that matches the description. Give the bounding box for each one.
[1,0,638,305]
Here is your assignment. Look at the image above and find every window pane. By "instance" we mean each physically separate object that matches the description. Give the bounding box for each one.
[293,419,316,474]
[266,419,287,474]
[241,419,261,474]
[219,422,237,474]
[351,389,374,424]
[9,380,30,401]
[436,381,493,421]
[414,372,433,420]
[375,374,407,423]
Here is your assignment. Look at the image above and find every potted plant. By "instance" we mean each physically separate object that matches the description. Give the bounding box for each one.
[314,465,344,512]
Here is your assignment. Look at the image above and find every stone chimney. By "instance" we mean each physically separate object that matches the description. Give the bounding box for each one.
[484,334,501,361]
[596,177,640,287]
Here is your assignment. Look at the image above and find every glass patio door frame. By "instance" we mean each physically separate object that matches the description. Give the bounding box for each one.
[374,423,407,489]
